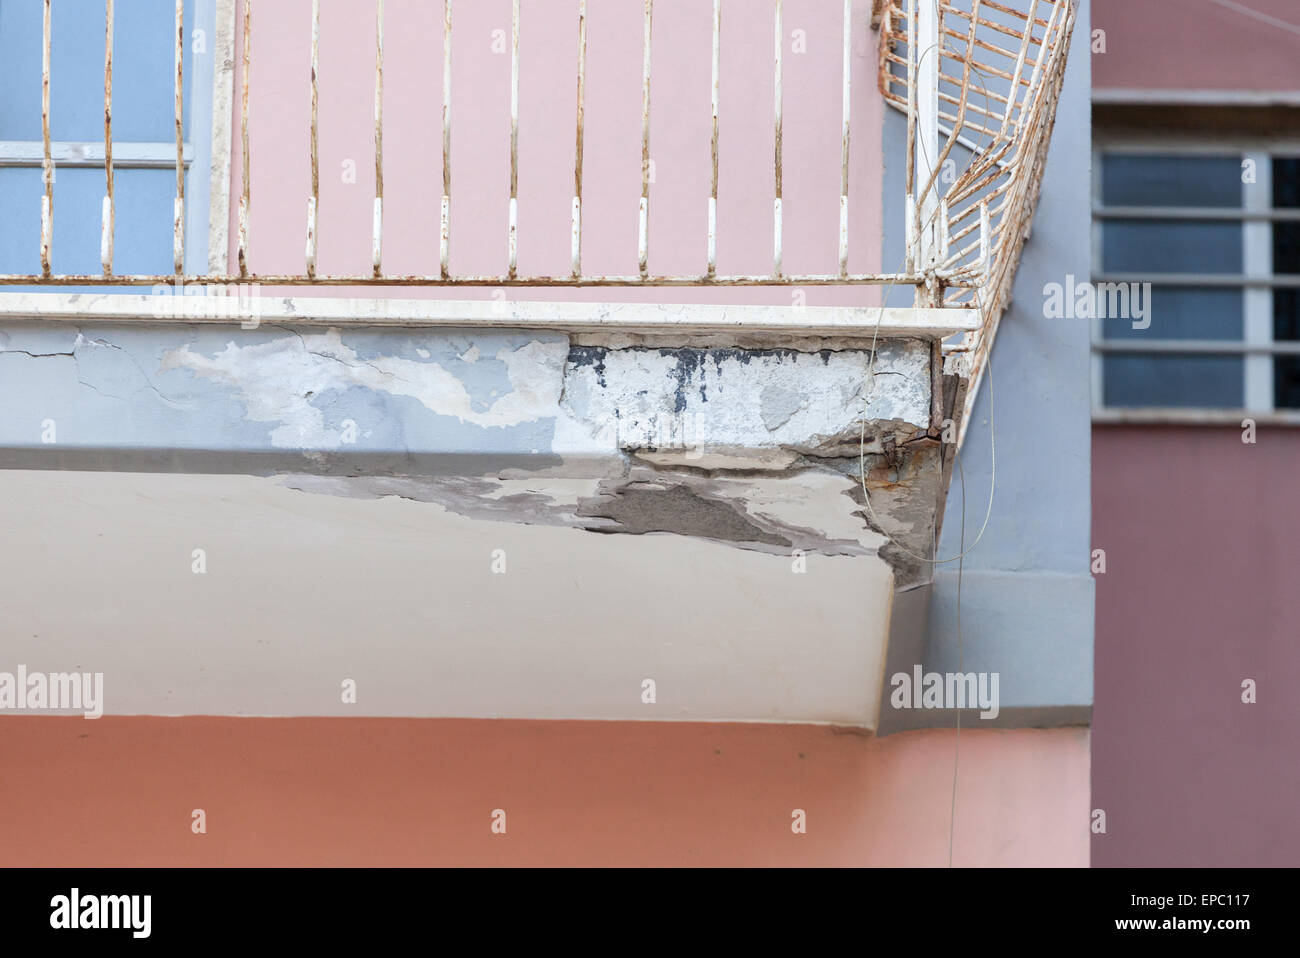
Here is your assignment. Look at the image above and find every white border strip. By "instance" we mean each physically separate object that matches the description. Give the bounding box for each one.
[0,292,977,340]
[1093,88,1300,108]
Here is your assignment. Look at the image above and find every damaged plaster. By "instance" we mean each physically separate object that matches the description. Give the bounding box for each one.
[1,320,954,587]
[159,328,569,448]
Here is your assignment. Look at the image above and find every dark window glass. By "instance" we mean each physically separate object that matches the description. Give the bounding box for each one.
[1102,286,1242,341]
[1102,220,1242,274]
[1275,358,1300,409]
[1102,154,1242,208]
[1271,163,1300,406]
[1103,354,1243,408]
[1276,289,1300,341]
[1273,222,1300,274]
[1273,157,1300,209]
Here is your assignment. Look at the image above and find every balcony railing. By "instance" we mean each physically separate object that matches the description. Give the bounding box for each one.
[0,0,1076,372]
[877,0,1077,395]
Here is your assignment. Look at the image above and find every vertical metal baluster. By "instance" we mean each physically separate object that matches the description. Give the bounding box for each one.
[773,0,783,278]
[707,0,719,278]
[40,0,52,277]
[238,0,252,278]
[174,0,185,279]
[572,0,586,279]
[306,0,319,277]
[839,0,851,278]
[440,0,452,279]
[373,0,384,276]
[507,0,519,279]
[638,0,652,279]
[904,0,917,272]
[102,0,114,275]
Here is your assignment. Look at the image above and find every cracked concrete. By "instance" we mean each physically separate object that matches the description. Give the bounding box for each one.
[1,320,960,589]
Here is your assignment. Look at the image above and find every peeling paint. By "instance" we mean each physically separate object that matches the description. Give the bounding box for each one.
[2,319,956,589]
[160,328,568,448]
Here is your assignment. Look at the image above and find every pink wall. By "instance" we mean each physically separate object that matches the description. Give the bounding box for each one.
[1092,0,1300,92]
[1092,426,1300,865]
[0,717,1088,866]
[228,0,884,306]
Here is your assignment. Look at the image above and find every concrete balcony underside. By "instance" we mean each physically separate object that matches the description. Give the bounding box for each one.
[0,302,974,729]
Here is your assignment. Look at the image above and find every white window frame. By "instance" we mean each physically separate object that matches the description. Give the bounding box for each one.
[1091,133,1300,425]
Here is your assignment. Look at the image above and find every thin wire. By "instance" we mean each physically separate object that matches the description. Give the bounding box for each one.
[949,454,966,868]
[858,40,998,566]
[865,15,1020,867]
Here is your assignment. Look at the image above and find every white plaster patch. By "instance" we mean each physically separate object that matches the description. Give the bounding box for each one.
[561,343,931,456]
[159,329,567,448]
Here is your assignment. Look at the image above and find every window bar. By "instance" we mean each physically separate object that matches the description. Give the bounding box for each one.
[773,0,783,278]
[707,0,719,278]
[440,0,452,279]
[174,0,185,279]
[638,0,652,280]
[238,0,251,278]
[1243,147,1273,411]
[40,0,52,278]
[102,0,114,275]
[572,0,586,279]
[306,0,319,277]
[373,0,384,277]
[507,0,519,279]
[838,0,850,278]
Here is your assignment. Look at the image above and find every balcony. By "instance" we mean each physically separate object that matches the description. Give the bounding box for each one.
[0,0,1074,728]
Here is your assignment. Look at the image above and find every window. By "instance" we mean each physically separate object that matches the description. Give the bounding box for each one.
[0,0,217,281]
[1092,140,1300,420]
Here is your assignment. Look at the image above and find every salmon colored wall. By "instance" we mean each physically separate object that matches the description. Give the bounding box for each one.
[226,0,884,306]
[1092,0,1300,92]
[0,718,1089,866]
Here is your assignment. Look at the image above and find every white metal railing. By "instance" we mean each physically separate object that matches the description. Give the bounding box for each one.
[3,0,1074,354]
[877,0,1077,382]
[6,0,926,292]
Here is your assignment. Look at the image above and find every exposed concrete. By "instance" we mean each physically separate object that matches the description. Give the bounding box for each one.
[0,321,953,580]
[0,314,965,725]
